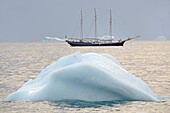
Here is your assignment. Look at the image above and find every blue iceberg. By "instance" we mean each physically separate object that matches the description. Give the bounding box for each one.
[4,52,157,102]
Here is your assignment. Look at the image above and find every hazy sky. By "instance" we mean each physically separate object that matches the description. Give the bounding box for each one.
[0,0,170,42]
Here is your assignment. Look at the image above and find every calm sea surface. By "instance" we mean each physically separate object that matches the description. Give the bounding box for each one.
[0,41,170,113]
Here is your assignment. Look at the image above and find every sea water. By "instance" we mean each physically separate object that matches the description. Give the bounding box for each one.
[0,41,170,112]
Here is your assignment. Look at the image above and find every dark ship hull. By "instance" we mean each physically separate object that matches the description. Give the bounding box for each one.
[66,40,125,46]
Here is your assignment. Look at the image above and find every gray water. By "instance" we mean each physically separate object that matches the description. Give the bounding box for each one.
[0,41,170,113]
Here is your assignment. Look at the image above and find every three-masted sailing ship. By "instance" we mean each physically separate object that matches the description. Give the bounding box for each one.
[66,9,139,46]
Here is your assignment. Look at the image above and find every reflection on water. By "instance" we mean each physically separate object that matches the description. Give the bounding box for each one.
[50,100,128,108]
[48,96,170,109]
[0,41,170,113]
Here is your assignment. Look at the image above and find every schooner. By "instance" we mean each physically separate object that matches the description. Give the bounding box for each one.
[66,8,139,46]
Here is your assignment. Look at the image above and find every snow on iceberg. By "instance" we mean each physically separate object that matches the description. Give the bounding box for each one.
[4,52,157,102]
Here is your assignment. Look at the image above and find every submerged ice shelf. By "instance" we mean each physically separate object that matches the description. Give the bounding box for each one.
[4,52,157,102]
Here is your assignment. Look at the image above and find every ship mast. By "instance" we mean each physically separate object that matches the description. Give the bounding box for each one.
[94,8,98,40]
[81,10,83,40]
[110,10,113,42]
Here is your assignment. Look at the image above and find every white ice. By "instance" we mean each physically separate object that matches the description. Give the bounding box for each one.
[4,52,157,102]
[43,37,66,42]
[83,35,114,40]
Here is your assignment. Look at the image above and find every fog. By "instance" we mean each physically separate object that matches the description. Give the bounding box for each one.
[0,0,169,42]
